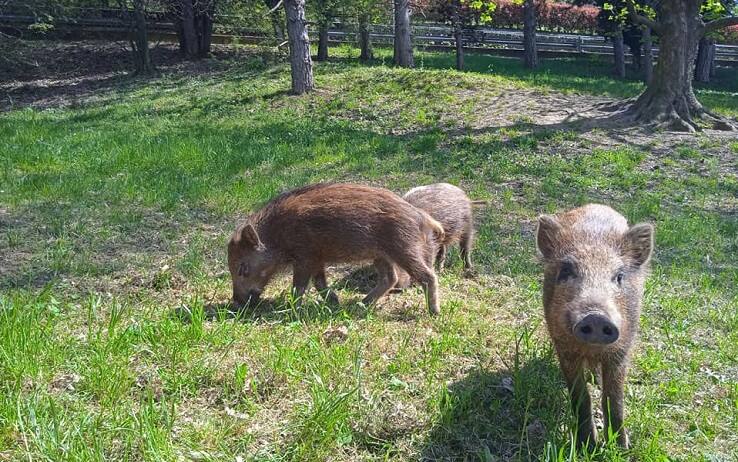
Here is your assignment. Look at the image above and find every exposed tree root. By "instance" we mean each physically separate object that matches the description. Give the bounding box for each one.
[603,93,737,132]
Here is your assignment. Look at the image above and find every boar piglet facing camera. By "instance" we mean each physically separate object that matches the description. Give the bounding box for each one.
[536,204,654,450]
[228,183,445,315]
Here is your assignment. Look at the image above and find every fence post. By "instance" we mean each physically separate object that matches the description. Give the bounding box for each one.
[576,36,583,54]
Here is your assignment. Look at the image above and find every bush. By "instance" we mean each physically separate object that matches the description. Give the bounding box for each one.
[490,0,600,34]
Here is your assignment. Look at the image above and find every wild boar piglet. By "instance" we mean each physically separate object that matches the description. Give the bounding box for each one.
[536,204,654,449]
[228,183,445,315]
[402,183,485,270]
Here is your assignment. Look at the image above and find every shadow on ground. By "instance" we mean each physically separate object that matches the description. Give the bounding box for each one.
[418,358,571,461]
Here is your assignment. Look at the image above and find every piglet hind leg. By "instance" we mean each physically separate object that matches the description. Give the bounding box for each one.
[395,252,440,315]
[362,259,398,306]
[460,227,474,270]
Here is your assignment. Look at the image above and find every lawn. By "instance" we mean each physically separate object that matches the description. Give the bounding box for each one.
[1,44,737,461]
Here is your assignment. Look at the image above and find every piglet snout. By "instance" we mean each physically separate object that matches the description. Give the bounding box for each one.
[573,313,619,345]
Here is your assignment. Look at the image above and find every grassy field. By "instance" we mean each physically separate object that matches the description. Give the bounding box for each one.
[1,45,737,461]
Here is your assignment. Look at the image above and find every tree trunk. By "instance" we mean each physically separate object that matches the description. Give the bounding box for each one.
[179,0,198,58]
[622,0,734,131]
[131,0,154,74]
[522,0,538,69]
[393,0,413,67]
[317,22,329,61]
[284,0,314,94]
[453,7,463,70]
[642,26,653,85]
[694,37,715,83]
[358,13,373,61]
[613,28,625,78]
[196,6,213,58]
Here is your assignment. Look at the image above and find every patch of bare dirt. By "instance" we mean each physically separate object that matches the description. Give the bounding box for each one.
[0,40,280,111]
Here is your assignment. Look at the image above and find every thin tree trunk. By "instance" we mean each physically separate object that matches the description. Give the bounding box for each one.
[613,28,625,78]
[393,0,413,67]
[179,0,198,58]
[284,0,314,94]
[195,10,213,57]
[522,0,538,69]
[317,22,329,61]
[132,0,154,74]
[694,37,715,83]
[358,13,373,61]
[453,6,463,70]
[642,26,653,85]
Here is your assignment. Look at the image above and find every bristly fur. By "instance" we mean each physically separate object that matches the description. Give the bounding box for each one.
[536,203,653,450]
[228,182,444,315]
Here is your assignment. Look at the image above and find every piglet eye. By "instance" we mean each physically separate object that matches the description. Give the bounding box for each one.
[238,263,249,277]
[615,271,625,286]
[557,262,576,283]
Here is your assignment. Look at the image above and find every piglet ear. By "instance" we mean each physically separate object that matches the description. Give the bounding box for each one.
[233,223,263,249]
[536,214,561,260]
[622,223,654,267]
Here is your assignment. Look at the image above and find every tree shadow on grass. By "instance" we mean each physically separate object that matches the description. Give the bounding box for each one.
[420,356,572,461]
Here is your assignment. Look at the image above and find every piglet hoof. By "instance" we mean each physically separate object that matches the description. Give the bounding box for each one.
[323,291,340,305]
[576,428,598,453]
[617,430,630,450]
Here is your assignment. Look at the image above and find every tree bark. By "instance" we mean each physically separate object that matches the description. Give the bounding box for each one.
[284,0,314,94]
[131,0,154,74]
[358,13,373,61]
[179,0,198,58]
[196,5,213,58]
[453,5,463,70]
[522,0,538,69]
[317,22,329,61]
[393,0,414,67]
[694,37,715,83]
[613,28,625,78]
[621,0,734,131]
[642,26,653,85]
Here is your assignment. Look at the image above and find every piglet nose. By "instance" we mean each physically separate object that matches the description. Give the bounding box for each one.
[573,313,619,345]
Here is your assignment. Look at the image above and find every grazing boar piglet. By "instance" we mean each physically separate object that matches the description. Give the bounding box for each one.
[536,204,654,449]
[402,183,485,270]
[228,183,445,315]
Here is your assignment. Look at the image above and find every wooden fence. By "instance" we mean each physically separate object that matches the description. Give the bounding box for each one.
[2,6,738,65]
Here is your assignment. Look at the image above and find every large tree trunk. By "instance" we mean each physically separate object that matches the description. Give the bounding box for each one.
[196,5,213,58]
[131,0,154,74]
[358,13,373,61]
[393,0,414,67]
[622,0,733,131]
[522,0,538,69]
[317,22,329,61]
[284,0,314,94]
[613,28,625,78]
[694,37,715,83]
[642,26,653,85]
[453,6,463,70]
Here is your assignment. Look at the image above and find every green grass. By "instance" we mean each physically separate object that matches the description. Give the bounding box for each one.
[1,45,737,461]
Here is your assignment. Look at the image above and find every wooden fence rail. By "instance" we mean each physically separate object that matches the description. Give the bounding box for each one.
[2,9,737,65]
